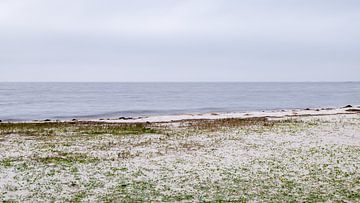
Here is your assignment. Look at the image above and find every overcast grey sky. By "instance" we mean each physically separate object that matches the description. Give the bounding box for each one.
[0,0,359,82]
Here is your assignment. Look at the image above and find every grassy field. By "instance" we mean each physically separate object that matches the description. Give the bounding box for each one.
[1,115,360,202]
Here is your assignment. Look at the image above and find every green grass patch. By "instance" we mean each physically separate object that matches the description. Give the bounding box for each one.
[0,158,15,168]
[36,152,99,166]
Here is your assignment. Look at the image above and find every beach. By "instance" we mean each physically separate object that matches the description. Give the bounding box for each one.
[1,106,360,202]
[2,0,360,201]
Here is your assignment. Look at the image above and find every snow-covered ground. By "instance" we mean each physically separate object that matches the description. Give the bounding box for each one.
[0,108,360,202]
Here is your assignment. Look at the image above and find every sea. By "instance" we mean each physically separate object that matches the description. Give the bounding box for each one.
[0,82,359,121]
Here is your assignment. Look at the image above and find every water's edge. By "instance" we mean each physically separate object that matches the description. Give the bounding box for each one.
[1,82,360,121]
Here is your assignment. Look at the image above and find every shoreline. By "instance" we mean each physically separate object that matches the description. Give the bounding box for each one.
[2,105,359,124]
[92,105,360,123]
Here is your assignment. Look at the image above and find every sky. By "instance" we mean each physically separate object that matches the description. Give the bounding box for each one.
[0,0,359,82]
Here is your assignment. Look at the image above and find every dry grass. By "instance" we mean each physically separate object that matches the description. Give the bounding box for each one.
[177,117,303,133]
[0,122,159,137]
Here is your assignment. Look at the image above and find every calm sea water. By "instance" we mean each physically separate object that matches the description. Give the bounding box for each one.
[0,82,359,121]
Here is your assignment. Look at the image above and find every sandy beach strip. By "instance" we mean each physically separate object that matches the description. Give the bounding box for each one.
[88,105,360,123]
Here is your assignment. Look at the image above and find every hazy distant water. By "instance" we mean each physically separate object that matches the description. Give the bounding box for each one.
[0,82,359,121]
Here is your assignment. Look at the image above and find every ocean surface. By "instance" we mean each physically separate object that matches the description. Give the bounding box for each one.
[0,82,359,121]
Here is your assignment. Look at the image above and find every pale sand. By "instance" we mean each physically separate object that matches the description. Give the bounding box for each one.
[91,106,360,123]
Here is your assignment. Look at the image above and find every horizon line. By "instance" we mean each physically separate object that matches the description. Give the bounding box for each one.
[0,81,359,83]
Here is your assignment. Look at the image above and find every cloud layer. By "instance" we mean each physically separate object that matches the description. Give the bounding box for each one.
[1,0,359,81]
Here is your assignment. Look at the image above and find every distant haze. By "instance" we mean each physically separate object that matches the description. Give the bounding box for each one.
[0,0,359,82]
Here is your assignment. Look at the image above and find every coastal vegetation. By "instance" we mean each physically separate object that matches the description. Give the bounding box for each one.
[0,115,359,202]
